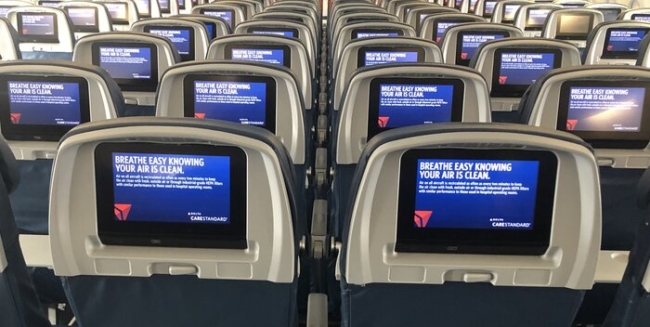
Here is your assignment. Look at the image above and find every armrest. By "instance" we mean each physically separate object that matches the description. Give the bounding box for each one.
[316,115,328,145]
[318,92,328,114]
[311,199,328,259]
[306,293,328,327]
[315,148,328,191]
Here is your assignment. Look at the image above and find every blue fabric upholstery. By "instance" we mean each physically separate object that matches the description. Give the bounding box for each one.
[10,160,52,235]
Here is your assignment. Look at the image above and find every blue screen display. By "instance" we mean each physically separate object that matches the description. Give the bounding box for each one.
[355,31,400,39]
[148,28,191,55]
[633,14,650,22]
[99,46,152,79]
[364,51,419,66]
[205,23,215,39]
[20,14,55,36]
[606,29,647,52]
[414,159,539,229]
[193,81,267,126]
[436,22,461,42]
[67,8,96,27]
[498,53,555,86]
[231,48,284,66]
[0,7,10,18]
[8,81,80,126]
[566,86,645,132]
[251,29,295,37]
[112,153,231,224]
[460,34,505,61]
[378,84,453,128]
[204,10,232,25]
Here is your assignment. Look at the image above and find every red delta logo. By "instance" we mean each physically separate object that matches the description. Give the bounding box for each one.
[114,204,132,221]
[414,210,433,228]
[378,116,390,128]
[10,113,21,124]
[566,119,578,131]
[607,44,613,51]
[460,52,468,60]
[436,37,442,43]
[498,76,508,85]
[194,113,206,119]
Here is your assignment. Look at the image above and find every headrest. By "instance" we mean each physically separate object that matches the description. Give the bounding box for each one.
[636,32,650,67]
[637,165,650,209]
[0,17,21,60]
[513,3,563,32]
[582,20,650,64]
[131,18,211,62]
[50,117,301,281]
[542,8,604,39]
[585,3,628,22]
[440,22,524,66]
[154,60,306,164]
[419,13,486,42]
[490,0,534,24]
[334,21,417,65]
[7,6,75,51]
[173,14,232,37]
[619,8,650,22]
[335,63,492,164]
[517,65,650,164]
[341,123,600,290]
[0,136,19,193]
[191,4,246,29]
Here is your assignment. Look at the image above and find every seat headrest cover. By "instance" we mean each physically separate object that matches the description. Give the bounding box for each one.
[0,136,19,194]
[638,166,650,209]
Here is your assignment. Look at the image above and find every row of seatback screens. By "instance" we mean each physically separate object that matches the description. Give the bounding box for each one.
[62,136,557,255]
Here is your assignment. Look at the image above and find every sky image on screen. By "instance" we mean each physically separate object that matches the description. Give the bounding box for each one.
[364,51,418,66]
[99,46,152,79]
[378,84,454,128]
[105,3,127,20]
[498,53,555,86]
[559,15,591,34]
[436,22,461,42]
[67,8,96,27]
[251,29,295,37]
[148,28,191,55]
[414,159,539,229]
[21,14,55,35]
[134,0,150,15]
[204,11,232,25]
[355,31,400,39]
[112,153,231,224]
[460,34,505,61]
[8,81,80,126]
[566,86,645,132]
[503,4,521,21]
[231,48,284,66]
[159,0,169,10]
[606,29,646,52]
[527,9,550,26]
[485,1,496,14]
[193,81,267,126]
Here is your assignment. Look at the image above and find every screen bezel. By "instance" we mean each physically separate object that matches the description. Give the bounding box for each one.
[632,14,650,22]
[65,7,100,33]
[601,27,649,59]
[357,46,425,68]
[182,75,277,134]
[433,19,475,43]
[104,2,129,24]
[556,80,650,149]
[249,27,299,38]
[17,12,59,43]
[455,31,510,66]
[483,0,497,18]
[224,44,292,69]
[525,8,551,31]
[367,78,465,140]
[134,0,151,17]
[554,13,594,40]
[159,0,171,14]
[490,48,563,98]
[0,75,90,141]
[143,25,196,62]
[200,9,234,29]
[395,148,558,255]
[94,142,248,249]
[92,42,159,92]
[502,4,522,24]
[352,29,404,39]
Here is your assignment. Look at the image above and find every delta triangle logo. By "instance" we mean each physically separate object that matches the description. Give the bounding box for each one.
[195,113,206,119]
[378,116,390,128]
[607,44,613,51]
[498,76,508,85]
[414,210,433,228]
[10,113,21,124]
[460,52,468,60]
[114,204,132,221]
[566,119,578,131]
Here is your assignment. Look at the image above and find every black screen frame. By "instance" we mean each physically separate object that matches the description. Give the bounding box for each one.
[395,148,558,255]
[0,75,90,141]
[554,13,594,40]
[95,142,248,249]
[182,74,277,134]
[143,25,196,62]
[482,0,497,18]
[17,12,59,43]
[201,9,235,29]
[91,42,159,92]
[104,2,130,24]
[501,4,522,24]
[356,46,424,68]
[367,78,465,140]
[159,0,171,14]
[134,0,151,18]
[556,80,650,149]
[490,48,563,98]
[433,18,476,43]
[632,13,650,22]
[455,31,510,66]
[224,44,292,69]
[525,8,552,31]
[601,27,649,59]
[65,6,100,33]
